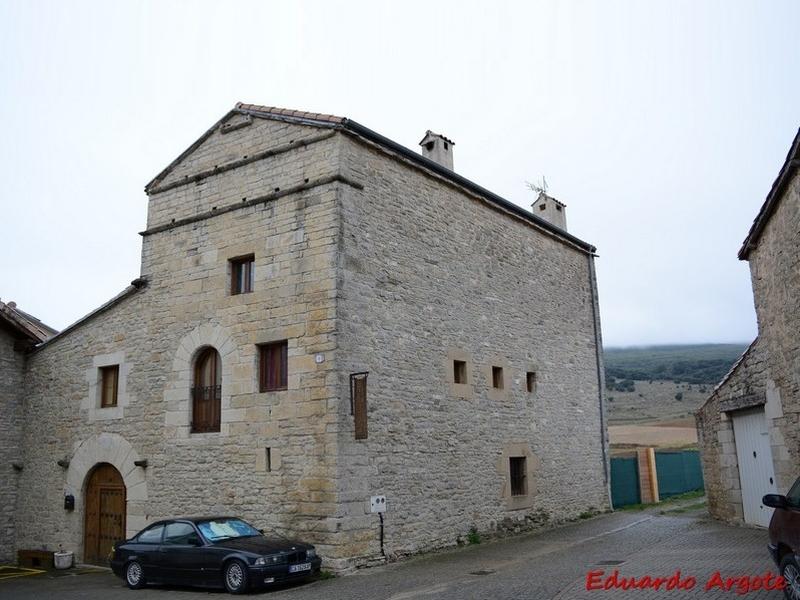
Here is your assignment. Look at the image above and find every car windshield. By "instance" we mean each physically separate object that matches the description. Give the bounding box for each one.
[196,518,260,541]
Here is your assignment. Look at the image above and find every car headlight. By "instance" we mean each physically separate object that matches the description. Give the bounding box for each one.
[255,555,283,566]
[307,548,317,559]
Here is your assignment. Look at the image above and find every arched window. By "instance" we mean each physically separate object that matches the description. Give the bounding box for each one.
[192,347,221,433]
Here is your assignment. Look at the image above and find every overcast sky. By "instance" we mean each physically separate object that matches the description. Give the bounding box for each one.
[1,1,797,347]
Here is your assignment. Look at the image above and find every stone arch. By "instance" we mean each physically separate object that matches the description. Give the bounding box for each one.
[65,433,147,541]
[163,323,240,437]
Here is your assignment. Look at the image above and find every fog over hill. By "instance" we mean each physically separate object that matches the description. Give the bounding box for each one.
[603,343,750,386]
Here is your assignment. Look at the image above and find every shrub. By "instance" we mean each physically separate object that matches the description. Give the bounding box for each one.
[467,527,481,545]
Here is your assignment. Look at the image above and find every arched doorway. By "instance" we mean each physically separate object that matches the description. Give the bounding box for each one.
[84,463,126,564]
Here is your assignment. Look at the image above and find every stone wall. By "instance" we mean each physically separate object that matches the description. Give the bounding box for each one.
[696,339,767,522]
[0,325,25,562]
[15,116,345,562]
[747,169,800,492]
[333,134,610,566]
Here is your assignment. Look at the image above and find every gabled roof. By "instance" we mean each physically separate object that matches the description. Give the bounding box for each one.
[0,300,58,345]
[236,103,345,126]
[145,102,597,255]
[144,103,345,194]
[739,127,800,260]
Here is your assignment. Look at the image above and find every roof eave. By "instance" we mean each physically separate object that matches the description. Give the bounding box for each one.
[342,119,597,254]
[32,279,147,353]
[738,128,800,260]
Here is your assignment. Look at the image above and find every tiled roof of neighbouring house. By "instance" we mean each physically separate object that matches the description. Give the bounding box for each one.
[0,300,58,344]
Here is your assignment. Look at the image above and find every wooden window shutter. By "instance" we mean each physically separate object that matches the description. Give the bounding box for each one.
[259,341,288,392]
[351,373,368,440]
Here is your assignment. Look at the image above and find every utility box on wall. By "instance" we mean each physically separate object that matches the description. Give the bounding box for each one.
[370,495,386,513]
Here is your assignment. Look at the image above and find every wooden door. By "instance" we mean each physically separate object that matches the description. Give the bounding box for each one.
[84,464,126,564]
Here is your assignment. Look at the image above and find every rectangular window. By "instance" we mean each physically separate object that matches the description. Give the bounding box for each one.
[526,371,537,394]
[510,456,527,496]
[492,366,504,389]
[230,255,255,295]
[265,448,272,472]
[453,360,467,384]
[100,365,119,408]
[259,341,288,392]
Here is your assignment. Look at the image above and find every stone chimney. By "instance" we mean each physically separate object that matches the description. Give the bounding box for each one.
[533,191,567,231]
[419,130,454,170]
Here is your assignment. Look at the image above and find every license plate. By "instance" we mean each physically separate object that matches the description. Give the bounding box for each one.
[288,562,311,573]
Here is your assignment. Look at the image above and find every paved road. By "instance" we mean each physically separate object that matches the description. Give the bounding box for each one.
[1,505,782,599]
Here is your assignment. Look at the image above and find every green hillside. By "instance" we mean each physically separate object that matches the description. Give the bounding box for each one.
[603,343,749,385]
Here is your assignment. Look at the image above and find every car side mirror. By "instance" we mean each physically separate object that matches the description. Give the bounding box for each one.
[258,529,265,535]
[763,494,788,509]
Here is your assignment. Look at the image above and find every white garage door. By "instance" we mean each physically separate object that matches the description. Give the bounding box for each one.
[732,408,777,527]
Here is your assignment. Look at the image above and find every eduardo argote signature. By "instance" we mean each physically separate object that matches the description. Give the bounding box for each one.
[585,569,786,594]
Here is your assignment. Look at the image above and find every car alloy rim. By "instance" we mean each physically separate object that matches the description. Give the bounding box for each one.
[786,564,800,600]
[227,563,244,589]
[127,562,142,585]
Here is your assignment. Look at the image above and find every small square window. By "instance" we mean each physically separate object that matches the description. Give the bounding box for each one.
[259,341,288,392]
[539,204,547,211]
[526,372,537,394]
[453,360,467,384]
[230,255,255,295]
[492,366,504,389]
[510,456,527,496]
[100,365,119,408]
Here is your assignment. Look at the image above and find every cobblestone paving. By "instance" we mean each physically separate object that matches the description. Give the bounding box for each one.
[0,505,782,599]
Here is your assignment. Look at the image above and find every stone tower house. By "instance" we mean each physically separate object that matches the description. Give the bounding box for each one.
[9,103,609,570]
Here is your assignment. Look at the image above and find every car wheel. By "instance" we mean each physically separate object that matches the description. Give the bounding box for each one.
[223,559,250,594]
[125,560,146,590]
[781,555,800,600]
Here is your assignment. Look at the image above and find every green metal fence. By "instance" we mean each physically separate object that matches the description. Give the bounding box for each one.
[610,456,641,508]
[655,450,704,499]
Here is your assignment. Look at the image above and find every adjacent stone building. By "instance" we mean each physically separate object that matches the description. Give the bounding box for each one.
[7,103,610,570]
[697,127,800,527]
[0,300,56,562]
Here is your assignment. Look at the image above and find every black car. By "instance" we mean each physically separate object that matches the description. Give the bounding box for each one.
[110,516,322,594]
[764,477,800,599]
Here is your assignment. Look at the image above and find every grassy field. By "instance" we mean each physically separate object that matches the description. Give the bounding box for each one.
[606,379,711,425]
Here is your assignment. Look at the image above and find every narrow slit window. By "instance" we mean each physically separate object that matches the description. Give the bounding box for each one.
[526,371,537,394]
[492,366,504,389]
[510,456,527,496]
[351,373,368,440]
[100,365,119,408]
[230,254,255,295]
[265,448,272,472]
[259,341,288,392]
[453,360,467,384]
